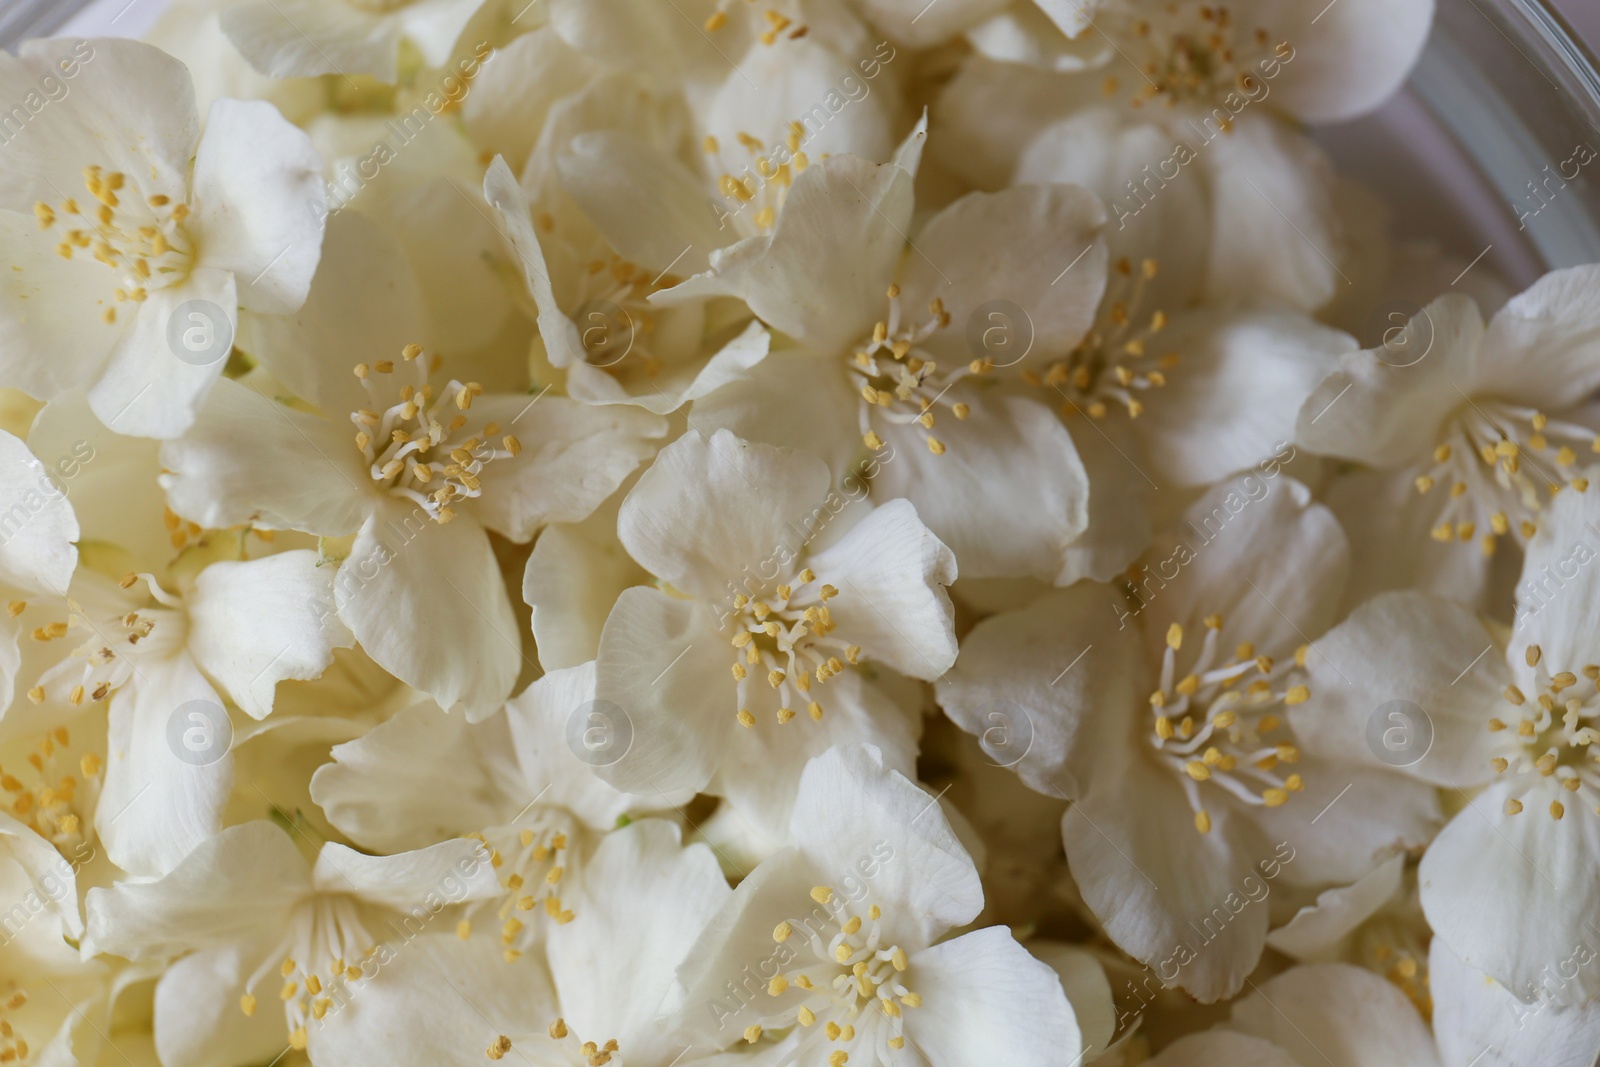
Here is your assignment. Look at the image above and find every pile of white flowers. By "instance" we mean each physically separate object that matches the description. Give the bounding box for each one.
[2,0,1598,1063]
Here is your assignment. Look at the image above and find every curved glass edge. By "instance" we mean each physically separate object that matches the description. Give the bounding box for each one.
[1410,0,1600,270]
[0,0,99,51]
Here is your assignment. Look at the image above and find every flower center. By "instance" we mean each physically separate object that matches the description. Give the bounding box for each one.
[1097,2,1288,111]
[552,238,681,382]
[701,2,808,41]
[1361,931,1431,1022]
[241,896,377,1050]
[1414,403,1594,555]
[1025,257,1174,420]
[540,1019,620,1066]
[762,888,920,1058]
[18,574,183,711]
[724,569,861,727]
[349,346,522,525]
[1144,617,1310,834]
[462,822,576,963]
[703,121,811,235]
[848,286,983,457]
[0,987,31,1064]
[1487,643,1600,820]
[0,724,101,854]
[34,165,195,325]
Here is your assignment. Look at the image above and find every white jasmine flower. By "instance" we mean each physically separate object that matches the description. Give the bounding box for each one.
[587,429,946,837]
[1294,487,1600,1005]
[671,744,1081,1066]
[666,124,1118,581]
[0,428,80,711]
[0,39,326,439]
[964,0,1433,126]
[159,323,665,717]
[311,663,689,954]
[1142,962,1439,1067]
[298,819,733,1067]
[13,552,350,877]
[84,821,499,1066]
[937,474,1439,1000]
[220,0,491,82]
[1297,267,1600,606]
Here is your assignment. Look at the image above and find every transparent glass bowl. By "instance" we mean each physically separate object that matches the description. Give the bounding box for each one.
[6,0,1600,285]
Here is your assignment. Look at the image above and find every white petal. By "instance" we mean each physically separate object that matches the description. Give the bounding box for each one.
[0,430,78,594]
[1296,293,1485,465]
[1322,467,1496,615]
[1519,465,1600,670]
[702,37,899,170]
[309,933,557,1067]
[523,500,649,672]
[547,821,730,1061]
[1063,753,1273,1003]
[929,55,1079,190]
[556,131,724,277]
[394,0,491,69]
[1421,777,1600,1006]
[1146,1032,1300,1067]
[152,944,286,1067]
[0,812,83,940]
[896,184,1107,367]
[663,151,917,354]
[871,391,1090,581]
[220,0,401,81]
[187,550,353,719]
[236,210,424,414]
[709,667,921,843]
[310,837,498,906]
[1146,475,1348,661]
[1201,115,1342,312]
[1240,760,1440,889]
[191,99,325,315]
[1027,942,1116,1056]
[1228,963,1440,1067]
[1267,0,1435,123]
[334,506,522,721]
[312,701,520,853]
[463,393,666,542]
[1266,854,1404,961]
[86,269,238,440]
[801,499,956,680]
[503,661,658,829]
[1474,265,1600,411]
[96,654,234,878]
[1056,416,1154,585]
[1293,591,1505,789]
[84,821,307,958]
[789,744,984,944]
[854,0,1009,47]
[0,39,195,207]
[461,28,597,174]
[1430,936,1600,1067]
[590,586,730,796]
[1015,109,1210,308]
[1137,306,1351,487]
[0,211,117,402]
[689,347,863,479]
[619,428,831,600]
[937,582,1148,800]
[158,378,372,536]
[903,927,1080,1067]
